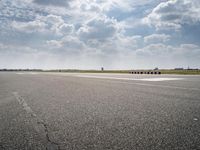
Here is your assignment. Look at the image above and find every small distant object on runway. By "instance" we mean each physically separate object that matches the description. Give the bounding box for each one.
[129,70,161,75]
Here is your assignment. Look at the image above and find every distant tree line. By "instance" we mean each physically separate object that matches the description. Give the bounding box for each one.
[0,69,43,71]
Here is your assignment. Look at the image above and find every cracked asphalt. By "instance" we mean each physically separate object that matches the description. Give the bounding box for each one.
[0,72,200,150]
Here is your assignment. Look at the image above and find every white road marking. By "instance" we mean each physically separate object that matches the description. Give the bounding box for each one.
[102,80,200,91]
[75,75,183,82]
[29,72,39,75]
[12,92,60,148]
[13,92,36,117]
[138,78,183,81]
[16,72,39,75]
[73,75,200,91]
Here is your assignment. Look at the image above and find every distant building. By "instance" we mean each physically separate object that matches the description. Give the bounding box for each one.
[187,68,199,70]
[101,67,104,71]
[154,67,159,70]
[174,68,184,70]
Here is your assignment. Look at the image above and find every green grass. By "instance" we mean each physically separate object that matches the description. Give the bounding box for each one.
[159,69,200,75]
[45,69,130,74]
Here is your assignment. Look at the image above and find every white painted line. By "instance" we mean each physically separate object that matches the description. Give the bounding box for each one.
[29,72,39,75]
[103,80,200,91]
[75,75,183,82]
[13,92,36,117]
[12,92,60,148]
[137,78,183,81]
[75,75,136,80]
[16,72,39,75]
[73,75,200,91]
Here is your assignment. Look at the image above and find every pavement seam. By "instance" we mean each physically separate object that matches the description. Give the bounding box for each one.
[12,92,61,150]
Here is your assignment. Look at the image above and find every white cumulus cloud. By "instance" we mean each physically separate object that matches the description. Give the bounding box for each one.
[144,34,171,43]
[144,0,200,30]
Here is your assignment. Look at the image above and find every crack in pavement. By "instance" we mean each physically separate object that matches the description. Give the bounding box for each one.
[37,121,61,150]
[13,92,61,150]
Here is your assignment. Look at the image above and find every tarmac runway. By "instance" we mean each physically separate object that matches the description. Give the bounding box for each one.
[0,72,200,150]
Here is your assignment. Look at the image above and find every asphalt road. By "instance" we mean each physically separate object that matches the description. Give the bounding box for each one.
[0,72,200,150]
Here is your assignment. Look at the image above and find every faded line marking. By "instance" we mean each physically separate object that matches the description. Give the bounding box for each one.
[138,78,183,81]
[75,75,183,82]
[12,92,60,150]
[13,92,37,117]
[29,72,39,75]
[16,72,39,75]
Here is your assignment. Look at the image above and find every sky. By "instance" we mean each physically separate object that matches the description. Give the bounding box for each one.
[0,0,200,69]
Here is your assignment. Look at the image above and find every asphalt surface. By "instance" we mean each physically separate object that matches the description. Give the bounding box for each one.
[0,72,200,150]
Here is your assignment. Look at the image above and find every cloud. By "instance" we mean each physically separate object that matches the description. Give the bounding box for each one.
[11,20,46,33]
[77,15,120,42]
[33,0,72,7]
[136,43,200,57]
[144,0,200,30]
[144,34,170,43]
[0,0,36,24]
[46,40,62,49]
[46,36,85,53]
[94,0,165,12]
[11,14,75,36]
[59,24,74,34]
[136,43,169,56]
[79,2,101,12]
[43,14,75,35]
[0,42,38,55]
[134,43,200,68]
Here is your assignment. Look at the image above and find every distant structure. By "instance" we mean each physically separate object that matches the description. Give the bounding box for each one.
[101,67,104,71]
[174,67,199,70]
[154,67,159,70]
[174,68,184,70]
[0,69,43,72]
[129,69,161,75]
[187,66,198,70]
[187,68,199,70]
